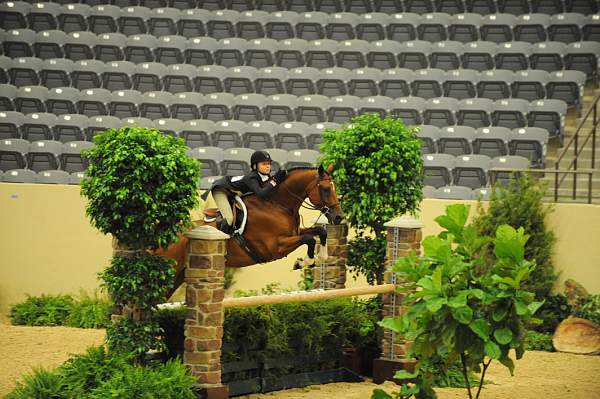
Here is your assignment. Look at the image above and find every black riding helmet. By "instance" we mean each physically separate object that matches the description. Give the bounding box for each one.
[250,150,272,170]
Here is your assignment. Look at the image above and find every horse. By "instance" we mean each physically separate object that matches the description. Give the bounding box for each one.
[159,164,345,297]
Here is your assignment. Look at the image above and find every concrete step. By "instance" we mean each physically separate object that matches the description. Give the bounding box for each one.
[542,176,600,191]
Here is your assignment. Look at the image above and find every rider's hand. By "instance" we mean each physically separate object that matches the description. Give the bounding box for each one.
[273,169,288,184]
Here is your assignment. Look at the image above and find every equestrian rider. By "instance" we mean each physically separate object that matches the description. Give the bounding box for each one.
[209,150,288,235]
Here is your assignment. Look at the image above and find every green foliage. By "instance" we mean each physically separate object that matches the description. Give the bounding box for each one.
[100,254,175,308]
[473,175,556,299]
[66,291,112,329]
[156,297,382,374]
[532,294,572,333]
[81,126,200,250]
[224,267,237,290]
[10,294,74,326]
[575,294,600,325]
[348,233,388,285]
[320,113,423,284]
[525,331,554,352]
[6,346,196,399]
[87,360,196,399]
[59,346,133,398]
[379,204,543,399]
[106,317,166,357]
[6,367,65,399]
[320,114,423,234]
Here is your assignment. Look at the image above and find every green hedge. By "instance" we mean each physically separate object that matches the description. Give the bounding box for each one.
[157,297,382,372]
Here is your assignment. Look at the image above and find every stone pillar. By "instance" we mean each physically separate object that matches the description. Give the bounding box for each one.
[183,226,229,399]
[313,223,348,290]
[373,215,423,384]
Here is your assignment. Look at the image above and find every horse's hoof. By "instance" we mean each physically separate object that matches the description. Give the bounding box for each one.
[293,258,303,270]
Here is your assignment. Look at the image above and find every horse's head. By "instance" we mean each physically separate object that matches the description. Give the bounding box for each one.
[307,164,345,225]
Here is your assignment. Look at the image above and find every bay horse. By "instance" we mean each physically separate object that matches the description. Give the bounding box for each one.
[159,164,344,297]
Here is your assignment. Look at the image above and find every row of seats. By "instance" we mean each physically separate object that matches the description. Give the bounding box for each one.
[0,117,337,148]
[0,138,91,172]
[3,35,597,88]
[2,28,599,74]
[424,184,493,199]
[423,152,530,188]
[0,91,567,138]
[2,0,598,19]
[3,3,600,42]
[417,125,548,166]
[1,64,584,108]
[0,168,85,183]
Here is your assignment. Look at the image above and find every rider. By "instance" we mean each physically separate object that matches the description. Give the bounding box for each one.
[209,150,288,235]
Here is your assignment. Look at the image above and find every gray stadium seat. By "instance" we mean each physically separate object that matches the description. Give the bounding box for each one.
[492,98,529,129]
[0,138,29,171]
[125,34,158,64]
[170,91,203,120]
[439,125,474,156]
[2,168,37,183]
[473,126,510,158]
[423,97,458,127]
[40,59,73,89]
[21,112,56,142]
[461,40,496,71]
[46,87,79,115]
[78,88,110,117]
[181,119,214,148]
[86,115,121,140]
[188,146,224,176]
[296,94,328,123]
[444,69,479,99]
[416,124,440,154]
[391,96,426,125]
[477,69,513,100]
[60,140,93,173]
[140,90,172,119]
[202,92,234,121]
[213,119,245,149]
[255,66,288,95]
[530,41,566,72]
[452,154,490,188]
[527,99,567,143]
[436,185,473,200]
[221,147,253,175]
[489,154,529,186]
[154,117,184,136]
[514,14,550,43]
[59,4,91,33]
[511,69,549,102]
[348,67,381,98]
[35,30,67,59]
[54,113,88,142]
[547,70,586,112]
[15,85,48,114]
[185,36,217,66]
[233,93,266,121]
[509,126,548,167]
[276,121,308,149]
[265,93,297,122]
[27,139,62,172]
[71,59,105,90]
[285,148,320,168]
[423,152,454,187]
[243,120,277,150]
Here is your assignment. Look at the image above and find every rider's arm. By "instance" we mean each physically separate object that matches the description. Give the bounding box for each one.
[246,176,277,199]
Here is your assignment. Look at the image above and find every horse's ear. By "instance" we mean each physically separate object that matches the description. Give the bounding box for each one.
[318,164,324,176]
[326,164,334,174]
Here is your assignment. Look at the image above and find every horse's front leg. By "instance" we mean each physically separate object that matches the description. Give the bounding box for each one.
[276,234,318,270]
[299,225,328,260]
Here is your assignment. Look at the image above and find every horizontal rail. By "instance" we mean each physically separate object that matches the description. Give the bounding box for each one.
[222,284,396,308]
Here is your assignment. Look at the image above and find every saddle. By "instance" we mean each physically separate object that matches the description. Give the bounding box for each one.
[203,195,248,236]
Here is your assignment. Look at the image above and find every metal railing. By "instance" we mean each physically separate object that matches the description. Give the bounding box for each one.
[490,168,596,204]
[554,91,599,201]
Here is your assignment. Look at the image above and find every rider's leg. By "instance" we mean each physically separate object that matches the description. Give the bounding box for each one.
[213,189,234,233]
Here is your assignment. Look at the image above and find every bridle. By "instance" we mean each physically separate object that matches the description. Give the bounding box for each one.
[282,171,340,220]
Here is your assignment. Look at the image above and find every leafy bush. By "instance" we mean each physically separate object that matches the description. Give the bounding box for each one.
[525,331,554,352]
[532,294,572,333]
[81,126,200,250]
[99,255,175,308]
[6,368,65,399]
[6,346,196,399]
[320,114,423,284]
[473,175,556,300]
[575,294,600,325]
[10,294,74,326]
[378,204,543,399]
[106,317,166,357]
[156,297,382,373]
[347,234,387,285]
[66,291,112,329]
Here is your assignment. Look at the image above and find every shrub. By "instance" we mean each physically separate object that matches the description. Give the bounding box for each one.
[532,294,572,333]
[10,294,74,326]
[6,368,64,399]
[575,294,600,325]
[525,331,554,352]
[378,204,543,399]
[320,114,423,284]
[81,126,200,250]
[6,346,196,399]
[473,175,556,300]
[66,291,112,329]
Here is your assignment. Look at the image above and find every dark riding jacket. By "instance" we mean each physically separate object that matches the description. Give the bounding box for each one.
[207,171,277,200]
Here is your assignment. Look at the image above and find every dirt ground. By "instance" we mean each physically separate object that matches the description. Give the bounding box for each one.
[1,316,599,399]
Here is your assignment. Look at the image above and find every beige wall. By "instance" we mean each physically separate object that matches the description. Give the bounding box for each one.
[1,184,599,314]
